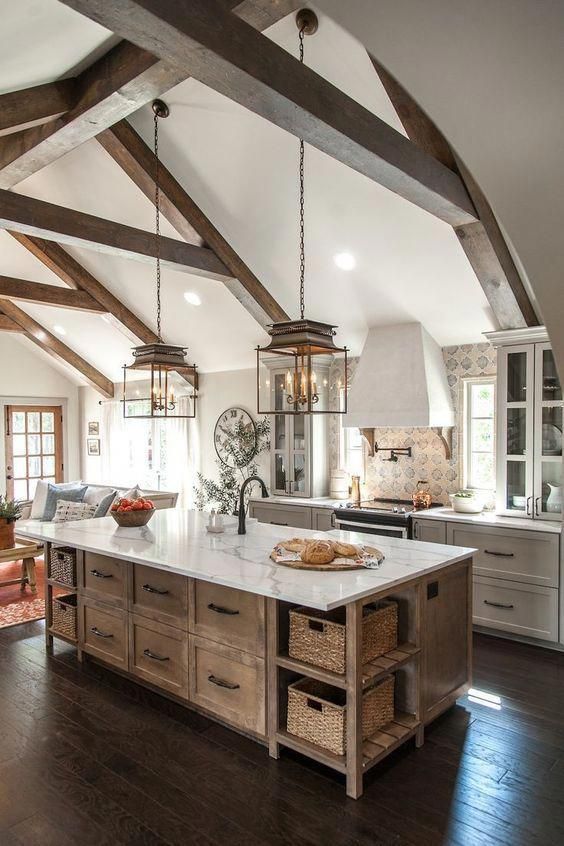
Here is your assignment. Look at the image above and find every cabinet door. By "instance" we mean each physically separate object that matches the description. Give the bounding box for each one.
[288,414,310,496]
[312,508,334,532]
[271,371,288,495]
[497,345,535,517]
[412,519,447,545]
[533,343,563,520]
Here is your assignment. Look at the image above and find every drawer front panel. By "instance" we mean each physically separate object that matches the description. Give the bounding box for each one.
[82,552,128,606]
[447,524,559,587]
[249,503,312,530]
[130,615,188,698]
[473,577,558,642]
[81,600,128,668]
[190,582,265,656]
[131,564,188,628]
[189,636,265,736]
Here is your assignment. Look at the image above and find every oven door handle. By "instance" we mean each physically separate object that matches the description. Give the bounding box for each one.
[335,518,408,537]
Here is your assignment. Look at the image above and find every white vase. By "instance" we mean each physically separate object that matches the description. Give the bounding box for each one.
[546,484,562,513]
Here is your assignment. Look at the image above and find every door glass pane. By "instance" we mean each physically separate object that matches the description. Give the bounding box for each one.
[542,406,562,456]
[42,412,55,433]
[507,352,527,402]
[507,408,526,455]
[506,462,526,510]
[28,456,41,477]
[541,461,562,515]
[293,453,306,494]
[274,415,286,450]
[11,412,25,433]
[27,412,40,433]
[12,435,26,456]
[274,454,286,491]
[13,457,27,477]
[42,434,55,454]
[28,478,40,499]
[293,414,305,450]
[14,479,28,500]
[43,456,55,476]
[27,434,40,455]
[542,350,562,401]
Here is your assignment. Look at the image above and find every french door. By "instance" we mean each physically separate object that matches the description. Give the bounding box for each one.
[5,405,63,501]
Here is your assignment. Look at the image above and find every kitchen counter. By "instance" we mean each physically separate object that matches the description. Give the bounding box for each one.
[413,507,561,534]
[18,509,474,611]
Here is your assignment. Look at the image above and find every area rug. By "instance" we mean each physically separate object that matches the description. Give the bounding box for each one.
[0,558,47,629]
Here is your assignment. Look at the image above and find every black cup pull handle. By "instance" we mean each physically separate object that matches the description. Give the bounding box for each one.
[143,648,170,662]
[208,674,240,690]
[142,584,169,595]
[484,550,515,558]
[270,521,288,526]
[90,626,114,638]
[90,569,113,579]
[207,602,239,616]
[484,600,514,610]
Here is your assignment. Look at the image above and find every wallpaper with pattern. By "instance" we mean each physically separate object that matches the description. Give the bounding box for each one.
[329,343,497,505]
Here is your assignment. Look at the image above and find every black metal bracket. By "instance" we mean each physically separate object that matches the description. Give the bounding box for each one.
[374,442,412,462]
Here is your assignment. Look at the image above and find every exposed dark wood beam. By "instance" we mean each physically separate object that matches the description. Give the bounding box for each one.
[0,300,114,397]
[0,312,23,332]
[0,189,231,278]
[98,119,288,326]
[59,0,477,227]
[370,55,538,329]
[0,79,77,135]
[9,233,158,344]
[0,275,105,312]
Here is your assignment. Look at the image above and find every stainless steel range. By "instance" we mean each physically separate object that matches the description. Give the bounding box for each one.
[333,498,440,539]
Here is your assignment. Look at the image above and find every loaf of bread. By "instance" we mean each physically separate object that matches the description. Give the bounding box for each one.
[300,540,335,565]
[281,538,307,553]
[331,540,360,558]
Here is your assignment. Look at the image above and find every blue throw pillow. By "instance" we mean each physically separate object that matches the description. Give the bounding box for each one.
[42,484,88,522]
[93,490,117,518]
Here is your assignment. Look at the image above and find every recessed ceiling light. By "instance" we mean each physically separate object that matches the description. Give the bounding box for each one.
[53,325,66,336]
[334,252,356,271]
[184,291,202,306]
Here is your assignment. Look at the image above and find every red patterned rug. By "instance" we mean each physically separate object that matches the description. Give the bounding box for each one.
[0,558,47,629]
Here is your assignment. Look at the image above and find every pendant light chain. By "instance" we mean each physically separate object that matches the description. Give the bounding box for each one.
[298,24,306,321]
[154,109,162,343]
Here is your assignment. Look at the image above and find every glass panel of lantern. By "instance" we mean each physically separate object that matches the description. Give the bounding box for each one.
[122,344,197,419]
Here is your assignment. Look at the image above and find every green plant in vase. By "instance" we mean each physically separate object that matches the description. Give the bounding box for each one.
[0,495,23,550]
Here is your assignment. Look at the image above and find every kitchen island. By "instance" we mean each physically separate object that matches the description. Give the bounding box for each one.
[19,510,474,798]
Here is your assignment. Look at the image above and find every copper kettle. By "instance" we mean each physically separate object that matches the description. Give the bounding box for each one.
[412,480,432,510]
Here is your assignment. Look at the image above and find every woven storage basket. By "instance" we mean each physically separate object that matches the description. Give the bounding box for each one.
[51,593,77,640]
[287,675,395,756]
[49,546,77,586]
[289,600,398,674]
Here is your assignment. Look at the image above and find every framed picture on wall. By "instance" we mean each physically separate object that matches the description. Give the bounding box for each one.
[87,438,100,456]
[88,421,100,436]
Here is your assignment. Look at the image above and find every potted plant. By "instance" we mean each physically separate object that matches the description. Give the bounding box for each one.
[449,490,484,514]
[0,495,22,550]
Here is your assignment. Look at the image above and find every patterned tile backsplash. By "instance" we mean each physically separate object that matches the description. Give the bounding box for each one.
[329,343,497,505]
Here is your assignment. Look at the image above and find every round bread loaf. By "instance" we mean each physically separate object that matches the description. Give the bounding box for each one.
[331,540,360,558]
[281,538,307,553]
[300,540,335,565]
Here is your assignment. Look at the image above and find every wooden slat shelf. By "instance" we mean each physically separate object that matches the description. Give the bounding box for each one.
[48,628,77,646]
[47,578,77,591]
[276,652,346,688]
[275,729,347,773]
[362,712,420,771]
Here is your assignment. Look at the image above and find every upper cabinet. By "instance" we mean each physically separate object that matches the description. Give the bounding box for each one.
[488,328,563,521]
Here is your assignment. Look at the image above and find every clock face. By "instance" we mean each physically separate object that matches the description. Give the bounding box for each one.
[214,407,258,469]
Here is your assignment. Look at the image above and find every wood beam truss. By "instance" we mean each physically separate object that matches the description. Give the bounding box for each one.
[0,275,105,312]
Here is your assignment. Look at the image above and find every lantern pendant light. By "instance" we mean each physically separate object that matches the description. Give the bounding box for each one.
[122,100,198,420]
[256,10,348,416]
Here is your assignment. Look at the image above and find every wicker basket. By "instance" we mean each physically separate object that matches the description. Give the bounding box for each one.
[51,593,77,640]
[287,675,395,756]
[49,546,77,586]
[289,601,398,674]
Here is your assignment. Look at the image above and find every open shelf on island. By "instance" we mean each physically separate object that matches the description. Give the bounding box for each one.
[48,628,77,646]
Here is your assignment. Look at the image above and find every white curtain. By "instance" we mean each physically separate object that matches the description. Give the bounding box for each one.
[100,400,131,486]
[165,397,199,508]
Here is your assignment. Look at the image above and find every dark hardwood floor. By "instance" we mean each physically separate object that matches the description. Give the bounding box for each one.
[1,626,564,846]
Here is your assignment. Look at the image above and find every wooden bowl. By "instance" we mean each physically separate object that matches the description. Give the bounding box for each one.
[110,508,155,527]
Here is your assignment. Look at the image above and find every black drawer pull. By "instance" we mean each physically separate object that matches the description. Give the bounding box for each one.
[90,569,113,579]
[207,602,239,616]
[90,626,114,638]
[270,521,288,526]
[484,550,515,558]
[208,674,240,690]
[484,600,514,610]
[142,584,169,595]
[143,648,170,662]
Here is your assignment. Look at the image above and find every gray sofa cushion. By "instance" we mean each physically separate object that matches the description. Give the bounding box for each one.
[43,483,88,521]
[93,489,117,518]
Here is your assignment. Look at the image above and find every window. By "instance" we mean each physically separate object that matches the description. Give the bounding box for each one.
[464,379,495,491]
[339,424,365,479]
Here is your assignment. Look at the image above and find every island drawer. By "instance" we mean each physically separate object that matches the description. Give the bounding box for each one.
[189,635,265,736]
[446,524,559,587]
[129,615,188,698]
[131,564,188,628]
[189,582,265,656]
[81,552,128,607]
[473,576,558,642]
[80,598,128,669]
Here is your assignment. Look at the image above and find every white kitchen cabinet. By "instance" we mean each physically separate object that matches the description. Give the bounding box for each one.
[248,500,312,530]
[312,507,335,532]
[412,518,447,544]
[473,576,558,642]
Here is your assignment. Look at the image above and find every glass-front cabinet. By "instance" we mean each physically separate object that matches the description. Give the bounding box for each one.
[494,329,562,520]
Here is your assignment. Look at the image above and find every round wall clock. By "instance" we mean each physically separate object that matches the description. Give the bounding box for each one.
[214,407,258,468]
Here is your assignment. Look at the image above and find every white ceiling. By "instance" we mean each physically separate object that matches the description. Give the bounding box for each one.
[0,1,496,387]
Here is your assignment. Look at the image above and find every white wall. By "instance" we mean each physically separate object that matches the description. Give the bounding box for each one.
[78,385,103,482]
[0,335,80,492]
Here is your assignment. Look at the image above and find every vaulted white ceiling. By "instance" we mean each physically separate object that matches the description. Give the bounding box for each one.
[0,0,496,387]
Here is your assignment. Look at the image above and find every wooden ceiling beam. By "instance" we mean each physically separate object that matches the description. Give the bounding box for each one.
[369,56,538,329]
[0,312,23,332]
[0,300,114,397]
[98,119,288,326]
[0,189,231,278]
[0,79,77,135]
[59,0,477,227]
[0,275,105,312]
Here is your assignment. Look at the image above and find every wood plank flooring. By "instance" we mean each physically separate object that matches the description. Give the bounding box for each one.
[1,625,564,845]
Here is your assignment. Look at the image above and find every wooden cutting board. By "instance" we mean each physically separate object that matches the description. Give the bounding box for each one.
[270,542,384,571]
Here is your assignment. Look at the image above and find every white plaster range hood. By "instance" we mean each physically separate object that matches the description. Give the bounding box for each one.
[344,323,454,454]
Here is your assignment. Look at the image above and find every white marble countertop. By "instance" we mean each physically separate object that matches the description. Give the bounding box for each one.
[249,495,346,510]
[413,507,561,534]
[18,510,475,611]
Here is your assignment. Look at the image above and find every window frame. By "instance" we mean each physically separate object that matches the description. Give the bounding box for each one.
[463,376,496,492]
